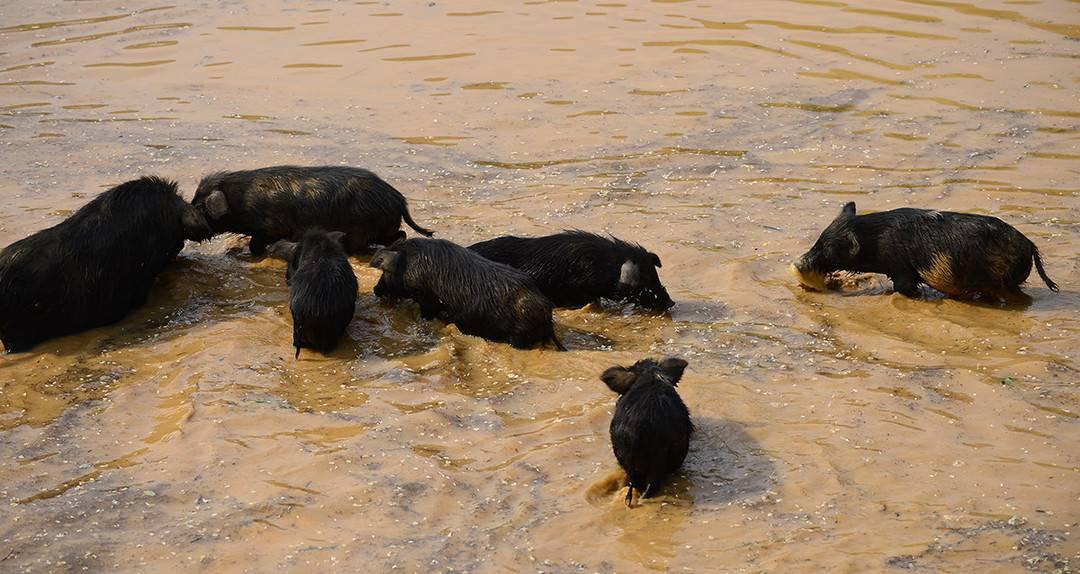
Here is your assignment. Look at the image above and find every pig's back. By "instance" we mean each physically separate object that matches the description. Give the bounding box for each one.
[612,382,692,479]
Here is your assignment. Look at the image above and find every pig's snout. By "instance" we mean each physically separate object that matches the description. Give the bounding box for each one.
[790,256,828,292]
[793,253,811,273]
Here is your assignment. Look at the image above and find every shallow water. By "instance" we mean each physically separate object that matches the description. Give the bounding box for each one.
[1,0,1078,571]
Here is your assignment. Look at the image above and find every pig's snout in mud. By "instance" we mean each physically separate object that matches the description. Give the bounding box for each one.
[790,260,828,292]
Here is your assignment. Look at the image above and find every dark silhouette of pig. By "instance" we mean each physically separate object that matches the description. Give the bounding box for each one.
[268,229,358,358]
[191,165,434,256]
[369,238,565,350]
[0,176,213,352]
[792,202,1059,300]
[468,230,674,311]
[601,356,692,507]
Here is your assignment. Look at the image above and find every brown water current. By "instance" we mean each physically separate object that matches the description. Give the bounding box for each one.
[1,0,1078,572]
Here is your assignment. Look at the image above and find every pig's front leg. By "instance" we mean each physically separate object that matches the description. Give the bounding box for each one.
[889,269,921,298]
[415,292,445,320]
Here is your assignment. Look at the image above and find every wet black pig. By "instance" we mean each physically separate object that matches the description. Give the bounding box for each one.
[792,202,1059,300]
[192,165,434,255]
[469,230,674,311]
[268,229,358,358]
[601,357,692,506]
[0,176,214,352]
[370,238,565,350]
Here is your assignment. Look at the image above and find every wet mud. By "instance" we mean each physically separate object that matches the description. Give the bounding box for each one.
[1,0,1078,572]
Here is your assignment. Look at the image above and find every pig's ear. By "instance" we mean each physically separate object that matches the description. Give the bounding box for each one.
[370,249,401,273]
[267,240,297,262]
[601,366,637,394]
[327,231,347,246]
[649,252,662,269]
[619,261,640,287]
[841,202,856,217]
[659,357,688,385]
[180,205,214,241]
[205,190,229,219]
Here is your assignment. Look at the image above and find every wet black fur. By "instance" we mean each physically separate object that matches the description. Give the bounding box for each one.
[795,202,1059,299]
[0,177,213,352]
[370,238,564,350]
[191,165,434,255]
[601,357,692,505]
[469,230,674,311]
[282,229,358,357]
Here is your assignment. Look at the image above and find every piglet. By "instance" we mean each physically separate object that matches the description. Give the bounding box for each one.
[370,238,564,350]
[601,357,692,506]
[269,229,358,357]
[0,176,212,352]
[193,165,434,255]
[792,202,1058,300]
[469,230,674,311]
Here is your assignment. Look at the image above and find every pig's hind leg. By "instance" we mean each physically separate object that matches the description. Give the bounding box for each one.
[641,482,659,500]
[624,470,647,507]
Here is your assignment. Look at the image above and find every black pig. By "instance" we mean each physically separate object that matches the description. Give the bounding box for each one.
[370,238,565,350]
[793,202,1059,300]
[192,165,434,255]
[601,357,692,506]
[0,176,213,352]
[469,231,674,311]
[268,229,358,358]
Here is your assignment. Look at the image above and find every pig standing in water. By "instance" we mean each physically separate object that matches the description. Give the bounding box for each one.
[792,202,1059,300]
[269,229,358,358]
[469,231,674,311]
[370,238,565,350]
[192,165,434,255]
[0,177,213,352]
[601,357,692,507]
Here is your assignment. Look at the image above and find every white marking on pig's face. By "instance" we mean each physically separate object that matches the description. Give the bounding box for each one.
[619,260,639,287]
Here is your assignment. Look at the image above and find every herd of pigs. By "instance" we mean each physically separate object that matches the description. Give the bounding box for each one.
[0,165,1060,505]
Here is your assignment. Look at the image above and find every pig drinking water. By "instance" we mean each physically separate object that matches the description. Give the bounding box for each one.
[0,176,213,352]
[269,229,358,358]
[792,202,1058,300]
[469,230,674,311]
[192,165,434,255]
[370,238,564,350]
[601,357,692,506]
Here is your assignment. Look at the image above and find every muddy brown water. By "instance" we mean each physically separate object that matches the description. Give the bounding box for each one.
[1,1,1078,572]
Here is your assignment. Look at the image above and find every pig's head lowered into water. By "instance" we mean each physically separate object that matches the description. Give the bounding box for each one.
[791,202,860,291]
